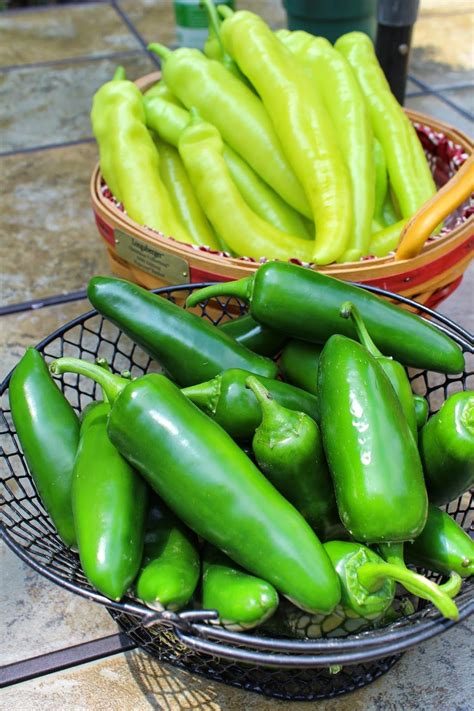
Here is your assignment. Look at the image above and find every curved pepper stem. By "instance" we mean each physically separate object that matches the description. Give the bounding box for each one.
[95,358,111,403]
[217,4,233,19]
[439,572,462,599]
[201,0,225,53]
[50,357,128,404]
[186,276,254,308]
[357,562,459,621]
[148,43,172,62]
[340,301,383,359]
[113,66,126,81]
[245,375,273,410]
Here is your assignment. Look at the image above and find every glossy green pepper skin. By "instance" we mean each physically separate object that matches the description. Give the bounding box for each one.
[202,544,279,631]
[219,314,287,357]
[186,262,465,374]
[50,360,341,615]
[318,335,428,544]
[406,504,474,578]
[340,301,417,439]
[279,340,322,395]
[181,368,319,439]
[73,401,147,601]
[414,395,429,430]
[9,348,80,547]
[87,277,277,386]
[135,498,200,610]
[246,376,336,539]
[419,391,474,505]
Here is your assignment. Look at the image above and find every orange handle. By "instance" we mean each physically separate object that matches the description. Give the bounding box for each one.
[395,154,474,260]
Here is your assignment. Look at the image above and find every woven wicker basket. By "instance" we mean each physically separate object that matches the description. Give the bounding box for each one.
[91,72,474,309]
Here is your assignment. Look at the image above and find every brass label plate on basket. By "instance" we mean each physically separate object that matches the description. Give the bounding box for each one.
[114,230,190,284]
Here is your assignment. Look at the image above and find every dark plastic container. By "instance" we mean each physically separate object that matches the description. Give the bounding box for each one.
[282,0,377,43]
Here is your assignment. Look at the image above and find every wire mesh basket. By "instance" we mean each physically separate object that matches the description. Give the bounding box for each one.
[1,283,473,702]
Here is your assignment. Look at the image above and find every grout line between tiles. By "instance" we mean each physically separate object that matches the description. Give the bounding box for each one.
[111,0,162,70]
[407,75,474,122]
[0,633,138,688]
[0,49,146,74]
[0,137,96,159]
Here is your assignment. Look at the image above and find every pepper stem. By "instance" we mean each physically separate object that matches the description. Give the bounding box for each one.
[96,358,111,403]
[186,276,254,309]
[439,572,462,599]
[113,66,126,81]
[148,43,172,61]
[339,301,383,358]
[245,376,273,410]
[200,0,225,54]
[181,377,220,415]
[357,562,459,620]
[217,4,233,19]
[50,357,128,404]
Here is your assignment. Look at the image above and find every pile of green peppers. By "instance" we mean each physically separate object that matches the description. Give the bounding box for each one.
[10,264,473,635]
[90,2,437,265]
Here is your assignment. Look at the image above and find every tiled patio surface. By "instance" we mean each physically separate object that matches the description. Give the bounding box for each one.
[1,0,473,708]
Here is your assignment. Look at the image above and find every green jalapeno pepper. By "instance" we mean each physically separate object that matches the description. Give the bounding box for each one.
[220,11,353,264]
[91,68,191,244]
[340,301,417,439]
[219,314,287,357]
[419,391,474,505]
[414,395,429,430]
[279,340,322,395]
[153,135,220,249]
[182,368,319,440]
[202,544,279,631]
[383,192,400,226]
[50,360,341,615]
[9,348,80,548]
[87,276,278,386]
[178,116,314,262]
[335,32,436,219]
[277,30,374,261]
[72,401,147,601]
[143,97,310,239]
[136,497,200,611]
[186,262,465,374]
[318,334,460,615]
[406,504,474,578]
[147,43,310,217]
[246,376,336,540]
[324,541,458,621]
[318,334,428,544]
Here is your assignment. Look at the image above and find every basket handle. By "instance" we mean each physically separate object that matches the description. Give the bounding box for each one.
[395,154,474,260]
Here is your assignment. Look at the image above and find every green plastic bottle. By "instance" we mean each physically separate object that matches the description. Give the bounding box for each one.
[173,0,235,49]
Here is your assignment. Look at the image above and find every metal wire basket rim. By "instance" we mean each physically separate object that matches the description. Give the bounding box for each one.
[1,280,473,665]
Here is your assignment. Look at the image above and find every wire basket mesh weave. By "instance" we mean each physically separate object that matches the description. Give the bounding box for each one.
[1,283,473,702]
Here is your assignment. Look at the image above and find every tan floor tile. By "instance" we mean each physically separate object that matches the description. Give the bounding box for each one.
[420,0,473,15]
[1,616,473,709]
[0,300,91,377]
[0,541,118,666]
[0,53,157,152]
[0,4,141,67]
[411,12,474,87]
[0,143,111,306]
